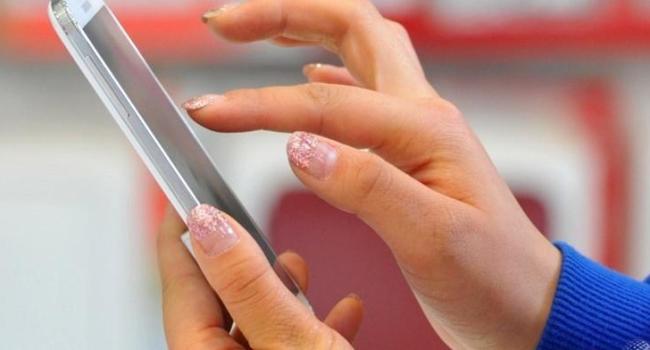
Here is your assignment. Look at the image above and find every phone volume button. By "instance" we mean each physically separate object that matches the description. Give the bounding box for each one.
[82,55,130,118]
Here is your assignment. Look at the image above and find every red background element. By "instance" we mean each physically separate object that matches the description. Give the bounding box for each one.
[269,191,447,349]
[5,1,650,61]
[268,190,551,349]
[572,82,630,270]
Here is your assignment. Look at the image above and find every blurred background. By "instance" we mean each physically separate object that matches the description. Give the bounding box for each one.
[1,0,650,349]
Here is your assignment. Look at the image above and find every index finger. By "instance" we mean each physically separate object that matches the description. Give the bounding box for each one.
[202,0,437,99]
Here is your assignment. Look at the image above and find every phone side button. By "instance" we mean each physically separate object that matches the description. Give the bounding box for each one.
[82,55,130,119]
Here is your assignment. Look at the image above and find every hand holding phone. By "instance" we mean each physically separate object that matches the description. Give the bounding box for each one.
[48,0,307,309]
[159,205,362,349]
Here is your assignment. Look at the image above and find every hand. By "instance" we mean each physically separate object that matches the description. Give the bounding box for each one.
[158,206,363,349]
[185,0,563,349]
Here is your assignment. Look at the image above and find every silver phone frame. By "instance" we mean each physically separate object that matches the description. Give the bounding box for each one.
[48,0,309,306]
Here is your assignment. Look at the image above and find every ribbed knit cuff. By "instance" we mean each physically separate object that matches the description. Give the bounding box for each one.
[537,242,650,349]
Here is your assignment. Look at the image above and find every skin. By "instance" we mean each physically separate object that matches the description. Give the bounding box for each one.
[158,0,563,349]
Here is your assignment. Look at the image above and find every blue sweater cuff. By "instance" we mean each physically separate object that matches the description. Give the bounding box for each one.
[537,242,650,349]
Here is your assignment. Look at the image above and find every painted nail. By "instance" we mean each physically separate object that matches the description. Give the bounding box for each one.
[303,63,324,76]
[187,204,239,257]
[202,3,241,23]
[182,95,224,111]
[287,132,338,180]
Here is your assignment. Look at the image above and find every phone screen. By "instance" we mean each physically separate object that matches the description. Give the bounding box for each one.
[83,8,276,261]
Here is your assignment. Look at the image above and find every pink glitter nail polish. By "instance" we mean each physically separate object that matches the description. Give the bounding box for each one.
[187,204,239,257]
[182,95,223,111]
[287,132,338,179]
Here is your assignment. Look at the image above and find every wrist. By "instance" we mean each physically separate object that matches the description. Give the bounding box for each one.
[522,237,562,348]
[490,233,562,350]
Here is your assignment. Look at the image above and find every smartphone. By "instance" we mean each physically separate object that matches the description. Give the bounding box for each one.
[48,0,308,307]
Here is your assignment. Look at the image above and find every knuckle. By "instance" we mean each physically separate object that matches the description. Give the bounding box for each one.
[346,0,380,17]
[340,0,383,36]
[303,83,337,108]
[420,98,463,123]
[302,83,343,133]
[350,154,392,210]
[414,98,468,142]
[270,321,337,350]
[216,257,275,307]
[437,99,464,122]
[386,19,409,37]
[160,273,183,299]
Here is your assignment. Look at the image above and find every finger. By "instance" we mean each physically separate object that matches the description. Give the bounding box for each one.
[271,36,316,47]
[285,132,470,266]
[277,251,310,292]
[303,63,360,86]
[186,204,347,348]
[157,206,242,350]
[202,0,436,98]
[324,294,364,343]
[230,251,310,347]
[182,84,435,168]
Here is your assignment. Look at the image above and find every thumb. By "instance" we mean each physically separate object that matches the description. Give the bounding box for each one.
[187,204,348,349]
[286,132,459,261]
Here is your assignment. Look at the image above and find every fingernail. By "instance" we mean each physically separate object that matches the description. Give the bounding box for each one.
[287,132,338,180]
[182,95,224,111]
[202,3,241,23]
[302,63,324,77]
[347,293,363,304]
[187,204,239,257]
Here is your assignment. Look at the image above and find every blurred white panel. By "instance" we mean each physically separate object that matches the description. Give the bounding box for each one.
[616,61,650,279]
[431,0,606,30]
[0,62,164,349]
[0,138,162,349]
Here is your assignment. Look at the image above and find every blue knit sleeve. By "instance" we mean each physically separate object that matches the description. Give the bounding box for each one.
[537,242,650,349]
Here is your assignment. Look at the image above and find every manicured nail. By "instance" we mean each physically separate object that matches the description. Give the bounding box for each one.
[287,132,338,180]
[202,3,241,23]
[303,63,324,77]
[187,204,239,257]
[182,95,223,111]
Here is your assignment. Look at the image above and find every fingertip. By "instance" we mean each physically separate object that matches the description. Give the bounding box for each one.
[302,64,360,86]
[287,132,339,181]
[325,293,365,342]
[182,95,225,112]
[346,293,364,306]
[181,94,241,132]
[202,3,242,25]
[278,250,310,292]
[303,63,324,78]
[202,1,282,42]
[159,205,186,240]
[187,204,241,258]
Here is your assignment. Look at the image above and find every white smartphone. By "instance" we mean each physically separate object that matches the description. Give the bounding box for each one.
[48,0,308,307]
